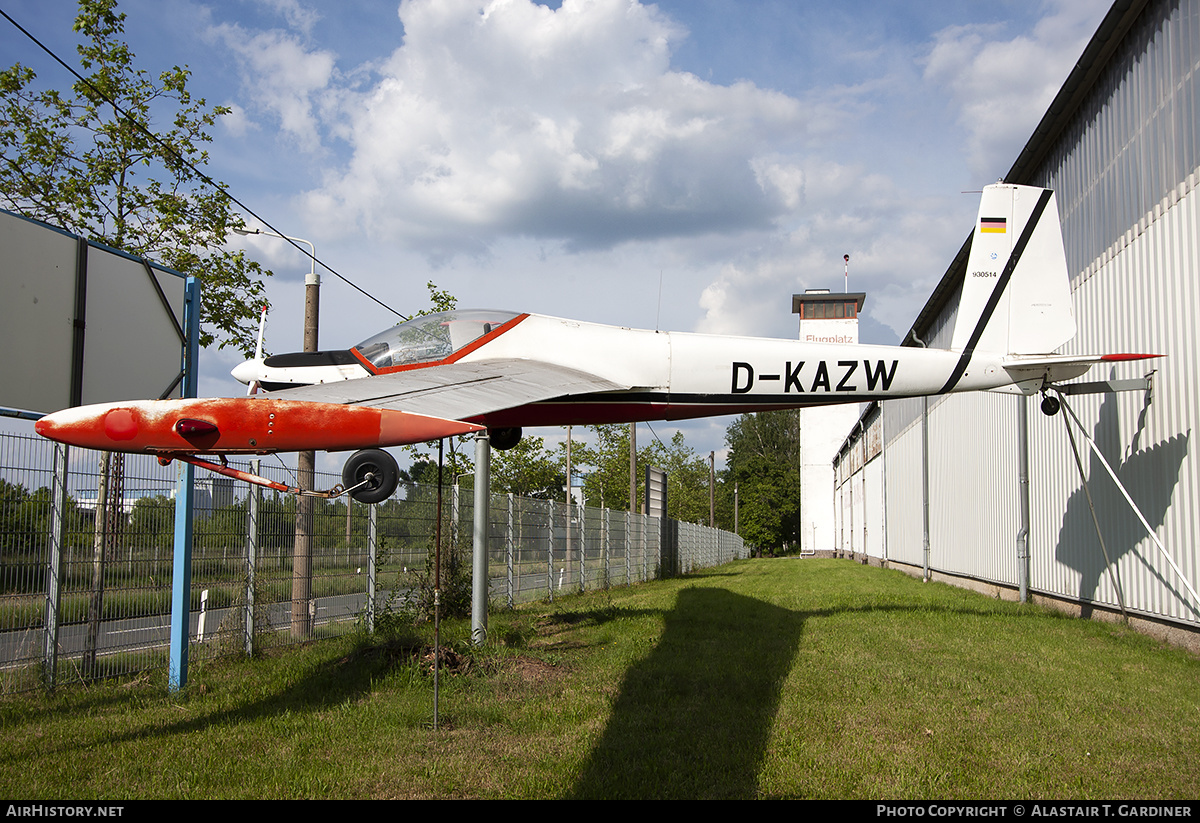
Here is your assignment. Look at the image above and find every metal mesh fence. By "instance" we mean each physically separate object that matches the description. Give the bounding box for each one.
[0,431,745,692]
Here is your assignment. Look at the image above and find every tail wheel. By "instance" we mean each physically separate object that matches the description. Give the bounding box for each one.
[342,448,399,504]
[1040,393,1061,417]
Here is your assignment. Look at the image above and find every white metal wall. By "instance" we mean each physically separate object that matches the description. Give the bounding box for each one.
[881,417,923,567]
[1028,177,1199,623]
[926,392,1022,584]
[852,0,1200,629]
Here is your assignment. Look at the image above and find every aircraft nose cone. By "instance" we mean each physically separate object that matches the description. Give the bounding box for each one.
[231,359,262,385]
[33,414,57,440]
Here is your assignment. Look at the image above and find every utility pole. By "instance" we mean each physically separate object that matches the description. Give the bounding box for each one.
[709,451,715,527]
[629,422,636,513]
[234,227,319,638]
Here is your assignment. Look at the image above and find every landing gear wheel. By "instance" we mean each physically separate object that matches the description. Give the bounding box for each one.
[1040,393,1061,417]
[342,448,399,504]
[488,426,522,450]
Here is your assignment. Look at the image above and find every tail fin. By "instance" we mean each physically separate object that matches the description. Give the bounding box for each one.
[950,184,1076,356]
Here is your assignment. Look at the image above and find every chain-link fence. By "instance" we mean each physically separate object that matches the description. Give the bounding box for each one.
[0,432,745,692]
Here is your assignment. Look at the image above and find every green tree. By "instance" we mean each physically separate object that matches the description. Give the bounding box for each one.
[654,430,714,526]
[128,494,174,551]
[489,435,565,499]
[722,411,802,553]
[574,424,711,520]
[0,479,30,556]
[0,0,268,353]
[575,424,644,511]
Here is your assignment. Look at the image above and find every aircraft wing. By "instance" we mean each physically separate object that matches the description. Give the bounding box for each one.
[266,359,628,422]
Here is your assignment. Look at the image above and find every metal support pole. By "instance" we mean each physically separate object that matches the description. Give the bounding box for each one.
[566,426,572,589]
[472,431,490,645]
[1060,397,1128,622]
[169,457,195,689]
[169,276,200,691]
[1016,397,1030,603]
[921,395,931,581]
[1056,390,1199,611]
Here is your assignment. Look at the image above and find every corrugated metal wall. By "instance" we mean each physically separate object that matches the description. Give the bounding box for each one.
[1022,0,1198,625]
[1028,179,1199,623]
[926,392,1023,585]
[853,0,1200,629]
[880,413,923,567]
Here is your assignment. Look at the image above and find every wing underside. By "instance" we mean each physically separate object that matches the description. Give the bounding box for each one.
[267,359,628,422]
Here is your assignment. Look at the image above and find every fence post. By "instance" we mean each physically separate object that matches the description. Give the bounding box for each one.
[603,507,610,589]
[367,502,378,634]
[577,501,585,594]
[506,493,514,609]
[42,443,69,690]
[546,500,554,602]
[244,458,260,656]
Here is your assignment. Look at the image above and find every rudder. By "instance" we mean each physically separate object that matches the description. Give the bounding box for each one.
[949,184,1076,357]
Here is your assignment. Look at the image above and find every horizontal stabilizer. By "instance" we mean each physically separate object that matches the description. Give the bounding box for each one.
[993,352,1162,395]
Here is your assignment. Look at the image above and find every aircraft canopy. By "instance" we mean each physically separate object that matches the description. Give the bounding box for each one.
[352,310,520,369]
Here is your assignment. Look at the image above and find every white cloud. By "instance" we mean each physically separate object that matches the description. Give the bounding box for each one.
[696,162,966,340]
[209,23,336,153]
[256,0,321,36]
[922,0,1104,180]
[203,0,1108,346]
[295,0,809,254]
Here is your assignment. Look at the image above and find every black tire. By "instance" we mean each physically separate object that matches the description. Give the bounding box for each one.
[1040,394,1061,417]
[342,448,399,504]
[488,426,522,451]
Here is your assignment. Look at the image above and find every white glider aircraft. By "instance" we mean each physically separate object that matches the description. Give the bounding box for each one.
[36,184,1157,502]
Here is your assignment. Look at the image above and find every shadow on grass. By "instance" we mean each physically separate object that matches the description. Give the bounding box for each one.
[0,634,421,764]
[569,585,804,799]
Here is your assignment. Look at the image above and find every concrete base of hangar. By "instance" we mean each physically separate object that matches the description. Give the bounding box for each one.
[796,553,1200,656]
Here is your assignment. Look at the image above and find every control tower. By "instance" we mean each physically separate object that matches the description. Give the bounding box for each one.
[792,289,865,554]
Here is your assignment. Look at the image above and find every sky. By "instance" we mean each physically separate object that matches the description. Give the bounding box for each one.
[0,0,1112,472]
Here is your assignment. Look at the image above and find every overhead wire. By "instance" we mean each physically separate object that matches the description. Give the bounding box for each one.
[0,6,407,321]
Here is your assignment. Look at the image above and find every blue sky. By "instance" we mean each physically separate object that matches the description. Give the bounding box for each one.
[1,0,1110,467]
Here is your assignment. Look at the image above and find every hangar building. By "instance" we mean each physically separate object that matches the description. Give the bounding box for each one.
[832,0,1200,645]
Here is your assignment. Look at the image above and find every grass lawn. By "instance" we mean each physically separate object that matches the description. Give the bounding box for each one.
[1,558,1197,799]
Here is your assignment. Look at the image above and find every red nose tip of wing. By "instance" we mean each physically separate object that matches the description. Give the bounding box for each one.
[35,407,138,449]
[1100,353,1164,361]
[378,409,485,445]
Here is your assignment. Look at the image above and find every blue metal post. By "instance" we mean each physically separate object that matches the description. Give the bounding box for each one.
[168,276,201,690]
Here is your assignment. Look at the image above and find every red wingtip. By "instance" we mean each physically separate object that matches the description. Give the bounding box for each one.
[1100,353,1164,361]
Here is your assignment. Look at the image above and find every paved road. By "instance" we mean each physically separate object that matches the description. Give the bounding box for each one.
[1,569,609,668]
[0,590,399,668]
